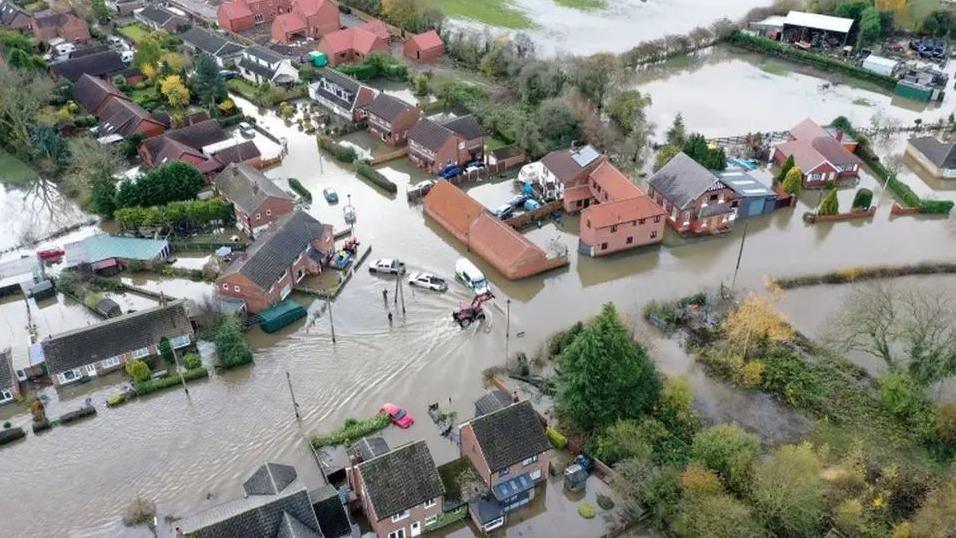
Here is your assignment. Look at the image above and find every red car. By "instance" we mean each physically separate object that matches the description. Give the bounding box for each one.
[37,248,64,261]
[381,403,414,428]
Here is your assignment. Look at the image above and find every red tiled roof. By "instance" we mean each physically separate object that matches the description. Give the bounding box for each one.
[274,12,306,34]
[564,185,592,203]
[293,0,331,17]
[219,0,252,21]
[584,196,665,229]
[588,161,643,202]
[469,213,549,279]
[409,30,442,51]
[320,26,385,55]
[359,19,390,40]
[776,139,827,173]
[789,118,829,141]
[422,180,485,238]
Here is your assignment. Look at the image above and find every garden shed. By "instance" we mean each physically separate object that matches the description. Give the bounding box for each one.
[257,299,307,333]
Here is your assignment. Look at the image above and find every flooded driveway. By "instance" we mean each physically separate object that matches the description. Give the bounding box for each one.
[0,180,92,253]
[4,55,956,535]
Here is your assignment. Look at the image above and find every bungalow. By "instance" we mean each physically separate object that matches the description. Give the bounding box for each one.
[773,118,862,187]
[174,463,326,537]
[108,0,145,16]
[33,11,90,43]
[38,299,193,386]
[407,115,484,174]
[0,348,19,404]
[180,26,245,68]
[63,234,171,273]
[579,161,666,256]
[648,152,739,235]
[96,96,169,139]
[134,5,188,32]
[213,163,294,237]
[307,68,378,123]
[459,400,551,531]
[0,0,34,33]
[317,20,390,67]
[348,440,445,538]
[138,119,233,173]
[367,93,421,146]
[238,45,299,86]
[403,30,443,63]
[906,136,956,179]
[52,50,128,82]
[216,211,334,313]
[518,144,605,210]
[73,73,128,116]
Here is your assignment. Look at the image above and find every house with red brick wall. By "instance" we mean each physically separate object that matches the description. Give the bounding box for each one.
[214,163,294,237]
[0,348,20,405]
[407,115,483,174]
[73,73,128,116]
[579,161,666,256]
[0,0,35,33]
[138,119,230,173]
[348,440,445,538]
[367,93,421,146]
[403,30,443,63]
[284,0,340,40]
[308,68,378,122]
[772,118,862,188]
[216,211,333,313]
[318,19,389,66]
[459,400,552,532]
[648,152,739,235]
[33,12,90,43]
[217,0,339,39]
[518,145,606,212]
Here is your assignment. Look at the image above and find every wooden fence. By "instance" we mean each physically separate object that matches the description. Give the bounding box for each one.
[504,200,563,230]
[369,146,408,166]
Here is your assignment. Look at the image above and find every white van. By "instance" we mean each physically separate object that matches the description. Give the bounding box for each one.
[120,50,134,64]
[455,258,490,295]
[54,42,75,57]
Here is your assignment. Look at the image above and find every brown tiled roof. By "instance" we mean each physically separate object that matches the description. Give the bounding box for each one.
[357,440,444,520]
[422,179,486,237]
[73,74,126,114]
[443,115,481,140]
[540,145,604,184]
[368,93,414,123]
[584,196,665,229]
[467,401,550,471]
[409,117,453,152]
[588,161,644,201]
[52,51,126,82]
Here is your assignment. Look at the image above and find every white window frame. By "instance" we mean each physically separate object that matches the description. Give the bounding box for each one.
[233,285,241,292]
[0,389,12,401]
[100,356,121,368]
[423,498,437,509]
[391,509,409,523]
[131,347,150,359]
[425,515,438,526]
[222,283,229,289]
[522,455,538,466]
[170,335,191,349]
[388,529,406,538]
[86,364,97,376]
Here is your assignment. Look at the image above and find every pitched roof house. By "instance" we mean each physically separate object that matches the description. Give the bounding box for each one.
[579,161,666,256]
[181,26,245,67]
[238,46,299,86]
[317,20,389,67]
[648,152,738,235]
[350,440,445,538]
[906,136,956,179]
[214,163,294,237]
[72,75,167,139]
[39,300,193,386]
[0,0,34,32]
[459,400,551,530]
[138,119,235,173]
[310,484,358,538]
[134,5,188,32]
[33,11,90,43]
[307,68,378,122]
[367,93,421,146]
[216,211,334,313]
[403,30,443,63]
[0,347,20,404]
[174,463,324,538]
[518,145,605,208]
[407,115,484,173]
[773,118,862,187]
[423,181,568,280]
[216,0,339,40]
[52,50,127,82]
[73,73,127,115]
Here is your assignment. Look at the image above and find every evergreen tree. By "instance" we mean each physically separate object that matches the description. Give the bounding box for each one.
[818,188,840,216]
[776,154,795,183]
[666,113,687,147]
[192,54,227,112]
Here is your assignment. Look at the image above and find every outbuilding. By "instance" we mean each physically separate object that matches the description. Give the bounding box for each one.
[404,30,444,63]
[862,55,901,77]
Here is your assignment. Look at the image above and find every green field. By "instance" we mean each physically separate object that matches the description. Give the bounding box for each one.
[118,24,151,44]
[433,0,534,29]
[900,0,940,30]
[0,149,37,184]
[554,0,606,10]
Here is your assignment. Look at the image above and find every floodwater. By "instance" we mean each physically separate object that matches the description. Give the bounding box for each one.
[0,180,92,253]
[4,56,956,535]
[447,0,769,56]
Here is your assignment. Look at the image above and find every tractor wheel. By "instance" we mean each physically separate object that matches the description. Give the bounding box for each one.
[477,312,486,321]
[459,317,472,329]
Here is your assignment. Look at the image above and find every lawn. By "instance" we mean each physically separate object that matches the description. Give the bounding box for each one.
[23,1,46,12]
[118,24,151,44]
[433,0,534,29]
[227,78,258,101]
[554,0,606,10]
[0,149,37,184]
[129,85,158,104]
[900,0,940,30]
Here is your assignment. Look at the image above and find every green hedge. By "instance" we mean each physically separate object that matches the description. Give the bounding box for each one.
[354,160,397,193]
[311,413,391,448]
[547,426,567,449]
[317,134,358,163]
[288,177,312,203]
[134,367,208,396]
[728,32,898,91]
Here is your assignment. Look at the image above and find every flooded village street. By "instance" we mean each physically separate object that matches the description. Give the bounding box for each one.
[4,6,956,537]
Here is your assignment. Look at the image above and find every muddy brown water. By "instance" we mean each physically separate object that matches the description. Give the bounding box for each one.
[3,48,956,535]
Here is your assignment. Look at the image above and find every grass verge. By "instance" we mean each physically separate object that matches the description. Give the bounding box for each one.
[433,0,533,29]
[0,149,37,184]
[554,0,606,9]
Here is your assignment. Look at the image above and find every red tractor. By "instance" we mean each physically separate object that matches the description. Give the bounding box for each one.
[453,291,494,328]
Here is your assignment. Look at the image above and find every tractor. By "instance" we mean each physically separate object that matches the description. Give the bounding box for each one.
[452,291,494,328]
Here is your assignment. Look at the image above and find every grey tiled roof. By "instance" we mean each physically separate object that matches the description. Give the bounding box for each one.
[368,93,414,123]
[443,115,482,140]
[213,141,261,166]
[408,118,451,152]
[467,400,550,472]
[52,51,126,82]
[181,26,243,58]
[474,390,512,416]
[649,152,721,210]
[350,436,390,461]
[243,462,299,496]
[223,211,333,290]
[40,300,192,375]
[311,485,353,538]
[310,69,365,111]
[909,136,956,169]
[357,440,444,519]
[73,74,125,114]
[240,56,276,81]
[277,511,322,538]
[245,45,285,65]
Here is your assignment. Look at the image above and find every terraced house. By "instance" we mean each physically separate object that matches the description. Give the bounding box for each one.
[307,68,377,122]
[367,93,421,146]
[214,163,294,237]
[37,300,193,386]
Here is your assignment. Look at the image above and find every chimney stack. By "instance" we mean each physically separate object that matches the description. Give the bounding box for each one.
[835,130,844,142]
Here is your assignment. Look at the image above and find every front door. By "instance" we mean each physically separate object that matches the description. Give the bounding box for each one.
[411,521,421,537]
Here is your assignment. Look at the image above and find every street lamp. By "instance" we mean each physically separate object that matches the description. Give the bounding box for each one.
[505,299,511,361]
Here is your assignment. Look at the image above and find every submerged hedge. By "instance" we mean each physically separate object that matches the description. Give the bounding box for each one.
[288,178,312,203]
[317,134,358,163]
[134,367,208,395]
[311,413,391,448]
[354,160,397,193]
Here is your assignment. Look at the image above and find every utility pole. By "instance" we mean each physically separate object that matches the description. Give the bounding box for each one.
[505,299,511,361]
[399,274,406,316]
[394,273,399,307]
[326,294,336,343]
[172,346,189,397]
[286,371,300,420]
[731,220,749,294]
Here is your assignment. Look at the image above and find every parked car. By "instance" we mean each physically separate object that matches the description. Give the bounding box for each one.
[410,179,435,196]
[455,258,490,294]
[323,187,339,203]
[465,160,485,173]
[219,69,240,80]
[381,403,413,428]
[369,258,406,275]
[439,165,463,179]
[507,194,527,208]
[238,122,256,138]
[494,204,514,220]
[120,50,134,64]
[408,272,448,292]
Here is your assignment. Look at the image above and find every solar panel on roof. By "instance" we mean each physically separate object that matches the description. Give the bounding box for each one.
[571,145,600,167]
